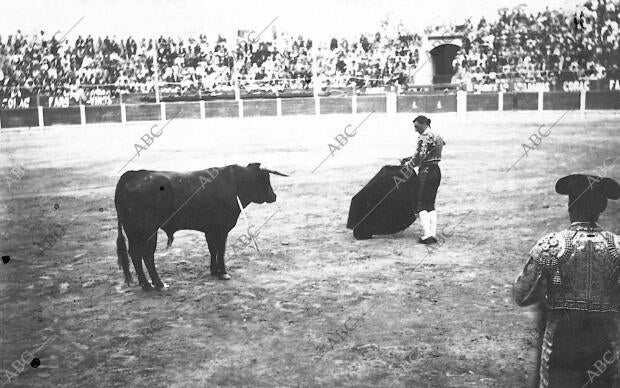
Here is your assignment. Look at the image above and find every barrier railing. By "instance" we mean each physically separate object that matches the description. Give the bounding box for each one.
[1,90,618,129]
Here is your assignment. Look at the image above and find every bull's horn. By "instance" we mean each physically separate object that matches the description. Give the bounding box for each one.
[263,169,289,177]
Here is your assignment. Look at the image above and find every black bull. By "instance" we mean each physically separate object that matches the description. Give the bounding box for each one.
[346,165,419,239]
[115,163,287,289]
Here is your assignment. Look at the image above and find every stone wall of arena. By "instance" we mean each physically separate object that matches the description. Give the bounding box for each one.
[1,91,618,129]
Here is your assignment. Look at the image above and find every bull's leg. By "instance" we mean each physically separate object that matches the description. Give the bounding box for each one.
[143,234,165,290]
[205,233,219,276]
[216,232,231,280]
[127,236,150,290]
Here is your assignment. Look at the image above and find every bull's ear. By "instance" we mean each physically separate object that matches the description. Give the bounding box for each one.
[263,168,289,177]
[247,163,261,169]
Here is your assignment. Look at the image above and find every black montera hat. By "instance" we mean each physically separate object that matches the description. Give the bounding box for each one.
[555,174,620,214]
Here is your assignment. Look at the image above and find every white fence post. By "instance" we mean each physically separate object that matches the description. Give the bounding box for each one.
[352,93,357,114]
[498,92,503,112]
[538,90,544,111]
[38,106,44,127]
[238,99,244,119]
[315,97,320,115]
[200,100,206,119]
[580,89,586,117]
[276,98,282,117]
[234,83,241,101]
[80,105,86,125]
[120,103,127,124]
[386,91,397,115]
[456,90,467,116]
[160,102,166,121]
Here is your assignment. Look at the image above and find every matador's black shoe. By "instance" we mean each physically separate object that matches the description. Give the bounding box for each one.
[418,237,437,244]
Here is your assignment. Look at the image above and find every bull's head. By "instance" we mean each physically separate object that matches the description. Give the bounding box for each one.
[241,163,288,205]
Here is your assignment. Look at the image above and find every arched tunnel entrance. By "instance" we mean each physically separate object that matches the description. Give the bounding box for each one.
[429,43,461,84]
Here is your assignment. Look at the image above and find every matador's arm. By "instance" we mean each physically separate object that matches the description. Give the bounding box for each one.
[513,257,547,307]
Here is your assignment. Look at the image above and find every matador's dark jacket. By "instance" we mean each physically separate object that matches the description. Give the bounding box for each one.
[513,222,620,388]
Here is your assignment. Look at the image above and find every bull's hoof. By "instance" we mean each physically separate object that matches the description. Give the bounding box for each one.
[218,273,231,280]
[141,283,154,291]
[154,282,168,290]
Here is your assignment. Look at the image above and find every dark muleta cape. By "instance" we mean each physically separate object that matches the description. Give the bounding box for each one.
[346,165,419,239]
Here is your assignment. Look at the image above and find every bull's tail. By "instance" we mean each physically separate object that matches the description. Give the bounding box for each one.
[116,219,133,286]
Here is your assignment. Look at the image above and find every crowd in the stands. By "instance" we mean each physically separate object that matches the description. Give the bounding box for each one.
[452,0,620,87]
[0,26,422,96]
[0,0,618,97]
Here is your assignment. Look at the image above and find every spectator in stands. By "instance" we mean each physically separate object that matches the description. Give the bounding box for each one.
[2,0,618,100]
[455,0,620,88]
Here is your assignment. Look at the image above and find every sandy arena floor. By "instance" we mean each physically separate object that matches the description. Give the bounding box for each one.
[1,110,619,387]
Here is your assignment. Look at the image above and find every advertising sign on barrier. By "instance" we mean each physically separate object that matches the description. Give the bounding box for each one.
[1,96,32,109]
[470,77,619,93]
[561,80,590,92]
[1,87,119,109]
[607,79,620,91]
[2,91,619,129]
[86,89,115,106]
[1,88,35,109]
[44,95,73,108]
[396,94,456,113]
[579,77,620,91]
[472,81,551,93]
[396,95,425,113]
